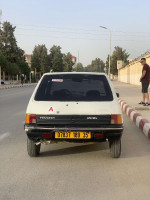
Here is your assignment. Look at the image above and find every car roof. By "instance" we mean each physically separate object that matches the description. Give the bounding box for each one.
[43,72,107,76]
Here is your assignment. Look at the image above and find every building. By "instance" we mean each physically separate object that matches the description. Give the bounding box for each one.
[118,51,150,86]
[72,56,77,64]
[24,54,32,68]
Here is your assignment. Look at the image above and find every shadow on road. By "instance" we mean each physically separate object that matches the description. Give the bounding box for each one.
[40,142,109,157]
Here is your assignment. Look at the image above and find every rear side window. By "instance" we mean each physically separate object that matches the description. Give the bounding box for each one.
[34,74,113,101]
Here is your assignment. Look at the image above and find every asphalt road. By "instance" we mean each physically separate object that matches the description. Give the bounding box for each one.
[0,86,150,200]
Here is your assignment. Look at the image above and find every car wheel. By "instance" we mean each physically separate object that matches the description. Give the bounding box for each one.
[27,137,41,157]
[110,138,121,158]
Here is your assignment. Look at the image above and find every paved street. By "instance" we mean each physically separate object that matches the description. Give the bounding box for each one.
[0,86,150,200]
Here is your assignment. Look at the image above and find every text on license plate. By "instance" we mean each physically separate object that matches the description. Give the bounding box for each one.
[55,131,91,139]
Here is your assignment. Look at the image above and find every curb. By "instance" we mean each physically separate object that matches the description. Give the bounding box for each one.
[0,83,36,90]
[118,98,150,139]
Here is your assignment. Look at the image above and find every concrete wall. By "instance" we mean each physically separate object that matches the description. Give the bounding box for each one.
[118,54,150,86]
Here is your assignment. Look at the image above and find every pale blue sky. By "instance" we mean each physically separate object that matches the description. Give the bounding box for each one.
[1,0,150,66]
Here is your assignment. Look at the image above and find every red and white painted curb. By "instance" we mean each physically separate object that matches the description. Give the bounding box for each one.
[118,98,150,139]
[0,83,36,90]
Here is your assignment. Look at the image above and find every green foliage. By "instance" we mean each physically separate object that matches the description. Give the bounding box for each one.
[31,45,75,73]
[41,46,49,73]
[31,47,40,72]
[0,21,24,63]
[31,44,49,73]
[49,45,63,72]
[63,52,74,72]
[0,54,8,72]
[105,55,109,75]
[85,58,105,72]
[110,46,129,75]
[0,21,30,79]
[73,63,84,72]
[0,54,21,76]
[17,60,30,76]
[6,62,19,76]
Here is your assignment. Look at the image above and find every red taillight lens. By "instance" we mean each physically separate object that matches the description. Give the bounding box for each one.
[25,114,36,124]
[43,133,53,138]
[29,115,37,124]
[111,115,122,124]
[94,133,104,139]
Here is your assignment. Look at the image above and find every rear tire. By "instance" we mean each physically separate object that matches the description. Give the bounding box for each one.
[27,137,41,157]
[110,138,121,158]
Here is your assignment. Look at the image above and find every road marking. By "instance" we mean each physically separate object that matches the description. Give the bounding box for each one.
[0,132,11,141]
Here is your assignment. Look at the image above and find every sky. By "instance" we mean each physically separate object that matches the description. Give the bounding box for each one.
[1,0,150,66]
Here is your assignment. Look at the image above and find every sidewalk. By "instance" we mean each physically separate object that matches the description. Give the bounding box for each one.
[112,80,150,138]
[0,83,36,90]
[113,80,150,119]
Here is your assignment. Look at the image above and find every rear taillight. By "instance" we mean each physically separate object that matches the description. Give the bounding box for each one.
[25,114,37,124]
[111,115,122,124]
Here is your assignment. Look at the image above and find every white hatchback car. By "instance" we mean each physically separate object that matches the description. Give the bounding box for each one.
[25,72,123,158]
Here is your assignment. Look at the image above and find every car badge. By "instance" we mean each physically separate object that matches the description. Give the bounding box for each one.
[48,107,54,112]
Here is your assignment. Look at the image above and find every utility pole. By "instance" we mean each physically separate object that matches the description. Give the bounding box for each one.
[99,26,111,77]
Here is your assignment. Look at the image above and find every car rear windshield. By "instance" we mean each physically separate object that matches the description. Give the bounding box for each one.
[34,74,113,101]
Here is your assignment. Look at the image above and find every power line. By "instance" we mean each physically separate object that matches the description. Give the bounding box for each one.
[1,21,150,37]
[1,22,150,42]
[13,23,150,36]
[14,23,100,33]
[16,27,108,36]
[15,27,150,38]
[15,33,150,42]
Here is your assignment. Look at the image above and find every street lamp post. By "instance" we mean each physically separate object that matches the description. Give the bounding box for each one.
[99,26,111,77]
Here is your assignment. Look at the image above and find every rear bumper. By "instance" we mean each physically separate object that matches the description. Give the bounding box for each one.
[25,125,123,131]
[25,124,123,142]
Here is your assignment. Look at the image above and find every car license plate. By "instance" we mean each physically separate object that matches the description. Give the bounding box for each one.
[55,131,91,139]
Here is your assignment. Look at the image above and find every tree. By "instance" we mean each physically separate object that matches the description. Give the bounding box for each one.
[63,52,74,72]
[40,45,49,73]
[6,62,19,76]
[0,54,8,72]
[0,54,21,78]
[84,64,92,72]
[85,58,105,72]
[31,46,40,72]
[110,46,129,75]
[0,21,24,63]
[17,60,30,76]
[0,21,31,82]
[73,63,84,72]
[49,45,63,72]
[31,44,49,74]
[105,55,109,75]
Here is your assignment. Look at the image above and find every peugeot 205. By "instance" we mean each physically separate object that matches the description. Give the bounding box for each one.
[24,72,123,158]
